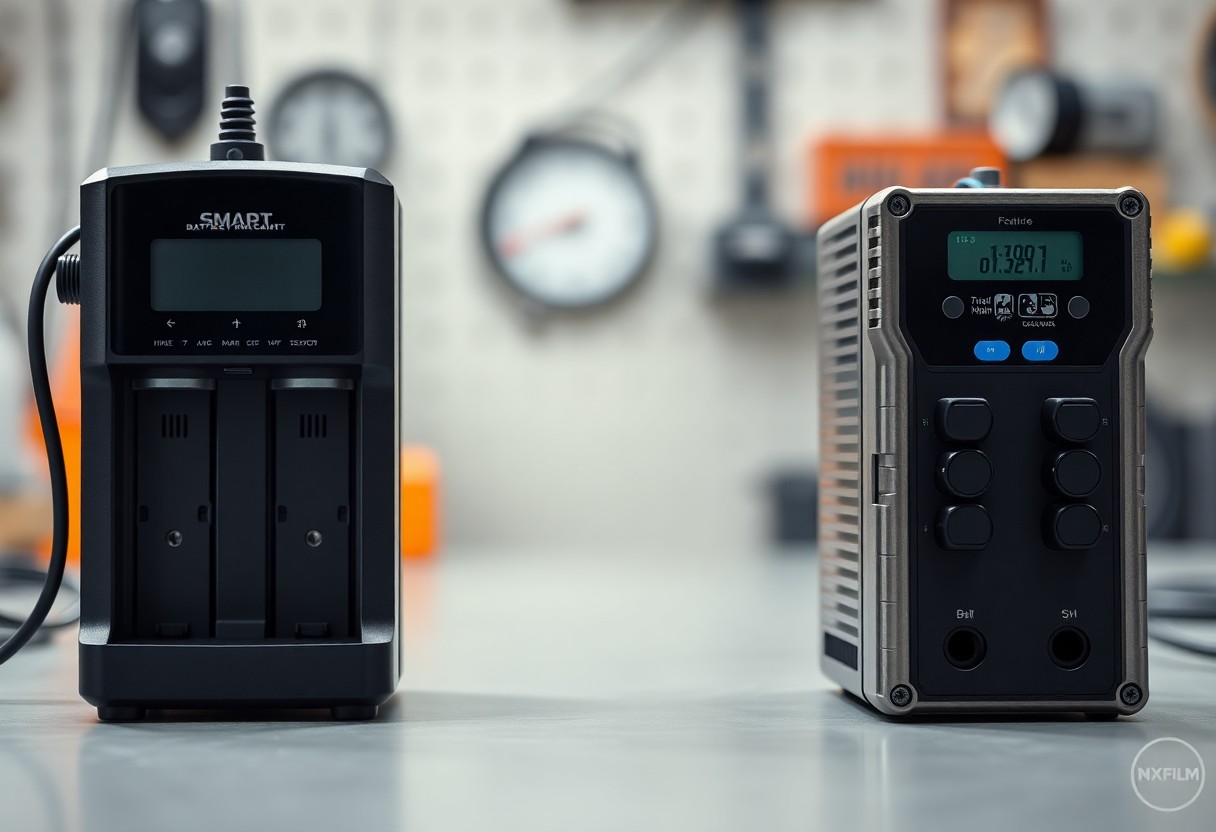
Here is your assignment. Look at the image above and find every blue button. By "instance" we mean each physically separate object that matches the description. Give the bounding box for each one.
[973,340,1011,362]
[1022,340,1059,361]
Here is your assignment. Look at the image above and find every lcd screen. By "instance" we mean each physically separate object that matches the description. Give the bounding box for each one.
[947,231,1082,280]
[150,238,322,311]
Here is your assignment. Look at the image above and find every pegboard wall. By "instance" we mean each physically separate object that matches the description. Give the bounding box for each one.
[0,0,1213,553]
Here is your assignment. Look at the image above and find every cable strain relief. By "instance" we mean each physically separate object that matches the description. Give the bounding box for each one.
[210,84,265,161]
[55,254,80,305]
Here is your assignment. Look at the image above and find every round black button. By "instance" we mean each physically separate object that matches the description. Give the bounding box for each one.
[937,450,992,498]
[942,295,965,319]
[1047,504,1101,549]
[1068,296,1090,319]
[936,398,993,444]
[936,504,992,550]
[1043,398,1100,444]
[1049,450,1101,497]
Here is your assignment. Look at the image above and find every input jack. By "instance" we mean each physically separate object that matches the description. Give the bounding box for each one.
[1048,626,1090,670]
[944,626,987,670]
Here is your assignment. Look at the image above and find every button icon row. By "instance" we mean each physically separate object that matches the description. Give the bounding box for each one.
[943,294,1089,321]
[163,318,309,328]
[972,340,1059,362]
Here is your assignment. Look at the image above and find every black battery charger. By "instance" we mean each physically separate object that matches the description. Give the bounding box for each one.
[1,86,401,721]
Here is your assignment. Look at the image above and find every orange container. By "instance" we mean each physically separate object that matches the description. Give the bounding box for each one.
[27,310,83,564]
[401,445,441,559]
[808,132,1007,226]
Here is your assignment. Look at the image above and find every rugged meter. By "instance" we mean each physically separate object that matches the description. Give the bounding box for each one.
[3,86,401,720]
[817,175,1150,716]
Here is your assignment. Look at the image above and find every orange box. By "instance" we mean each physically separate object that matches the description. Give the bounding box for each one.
[27,311,82,564]
[808,132,1007,226]
[401,445,441,559]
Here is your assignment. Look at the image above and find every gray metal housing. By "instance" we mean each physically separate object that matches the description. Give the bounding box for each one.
[817,187,1151,716]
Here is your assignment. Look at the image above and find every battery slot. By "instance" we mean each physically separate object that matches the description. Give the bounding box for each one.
[271,379,355,639]
[133,379,215,639]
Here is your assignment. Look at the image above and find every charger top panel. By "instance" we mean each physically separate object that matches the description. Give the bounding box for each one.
[105,168,368,358]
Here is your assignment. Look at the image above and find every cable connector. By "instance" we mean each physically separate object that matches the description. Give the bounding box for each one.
[55,253,80,305]
[210,84,264,161]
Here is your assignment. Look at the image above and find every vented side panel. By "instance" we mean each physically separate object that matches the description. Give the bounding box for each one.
[866,213,883,328]
[818,207,864,660]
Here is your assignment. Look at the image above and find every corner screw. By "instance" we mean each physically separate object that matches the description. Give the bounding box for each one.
[1120,683,1142,706]
[1119,194,1143,218]
[166,530,183,548]
[890,685,912,708]
[887,194,911,217]
[305,529,323,548]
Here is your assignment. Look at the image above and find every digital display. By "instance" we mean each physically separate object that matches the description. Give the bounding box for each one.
[150,239,322,311]
[947,231,1083,281]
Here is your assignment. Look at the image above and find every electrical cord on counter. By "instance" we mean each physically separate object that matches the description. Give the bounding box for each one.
[1148,581,1216,659]
[0,226,80,667]
[0,560,81,632]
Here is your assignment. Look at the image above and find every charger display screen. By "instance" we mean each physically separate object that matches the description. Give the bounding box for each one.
[150,238,323,311]
[947,230,1083,281]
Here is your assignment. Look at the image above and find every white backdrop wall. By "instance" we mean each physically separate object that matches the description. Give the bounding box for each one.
[0,0,1211,552]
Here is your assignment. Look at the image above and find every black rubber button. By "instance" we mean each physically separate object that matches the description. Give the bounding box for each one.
[1043,398,1100,444]
[1049,450,1101,497]
[1047,504,1101,549]
[936,398,992,444]
[937,450,992,498]
[942,295,965,319]
[1068,296,1090,319]
[937,504,993,550]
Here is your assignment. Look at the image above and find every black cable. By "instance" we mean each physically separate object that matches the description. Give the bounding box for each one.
[1149,623,1216,659]
[0,226,80,667]
[0,562,80,630]
[1148,582,1216,618]
[1148,580,1216,660]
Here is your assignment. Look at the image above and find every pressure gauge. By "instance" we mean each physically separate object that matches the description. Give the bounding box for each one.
[989,69,1156,162]
[267,70,393,170]
[480,135,657,309]
[989,69,1070,161]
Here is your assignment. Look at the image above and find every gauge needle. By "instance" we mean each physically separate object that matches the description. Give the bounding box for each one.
[497,209,588,258]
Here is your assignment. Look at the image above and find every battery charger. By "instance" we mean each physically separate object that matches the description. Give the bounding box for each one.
[1,86,401,721]
[817,172,1151,716]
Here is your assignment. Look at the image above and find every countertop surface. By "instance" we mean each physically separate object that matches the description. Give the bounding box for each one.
[1,546,1214,832]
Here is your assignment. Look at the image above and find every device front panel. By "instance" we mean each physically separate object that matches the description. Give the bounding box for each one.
[92,172,384,644]
[899,202,1134,701]
[108,173,363,357]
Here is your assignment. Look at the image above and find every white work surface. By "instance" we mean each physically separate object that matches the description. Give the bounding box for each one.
[1,546,1214,832]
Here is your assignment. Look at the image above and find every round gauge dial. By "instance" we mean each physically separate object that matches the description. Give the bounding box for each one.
[988,69,1090,163]
[267,70,393,170]
[990,70,1065,162]
[481,137,658,309]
